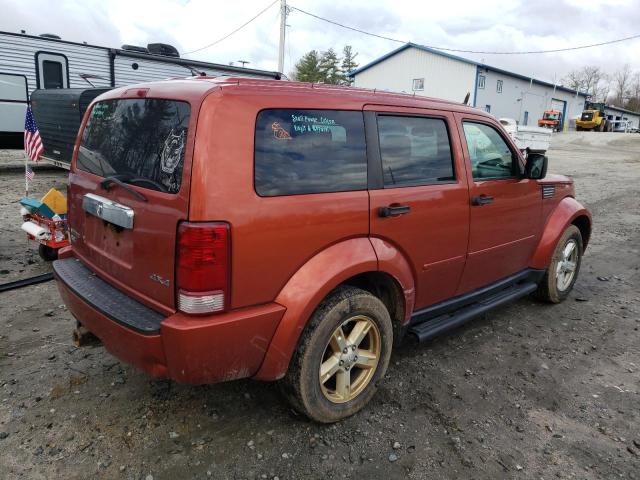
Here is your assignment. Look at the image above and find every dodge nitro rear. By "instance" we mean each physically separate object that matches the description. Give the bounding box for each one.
[54,77,591,422]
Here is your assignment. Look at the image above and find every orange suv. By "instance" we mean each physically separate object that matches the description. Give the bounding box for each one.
[53,77,591,422]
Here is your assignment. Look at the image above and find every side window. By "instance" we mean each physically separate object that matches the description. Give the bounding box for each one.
[254,109,367,196]
[462,122,515,179]
[378,115,455,188]
[42,60,63,89]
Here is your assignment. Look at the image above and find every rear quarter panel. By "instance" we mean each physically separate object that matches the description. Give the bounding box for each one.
[189,89,372,309]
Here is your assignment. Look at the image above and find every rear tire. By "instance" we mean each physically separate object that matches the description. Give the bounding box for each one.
[280,286,393,423]
[535,225,583,303]
[38,244,58,262]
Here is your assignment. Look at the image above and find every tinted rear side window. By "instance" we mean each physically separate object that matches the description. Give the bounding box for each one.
[77,99,190,194]
[378,115,455,188]
[255,109,367,196]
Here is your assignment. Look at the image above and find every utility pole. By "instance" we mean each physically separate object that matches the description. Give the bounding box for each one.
[278,0,287,73]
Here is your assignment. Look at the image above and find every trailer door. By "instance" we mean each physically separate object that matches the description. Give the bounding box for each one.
[35,52,69,89]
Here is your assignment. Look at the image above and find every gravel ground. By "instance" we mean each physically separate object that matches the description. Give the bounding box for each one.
[1,132,639,479]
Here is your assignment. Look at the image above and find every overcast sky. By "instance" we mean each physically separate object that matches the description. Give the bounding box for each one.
[2,0,639,85]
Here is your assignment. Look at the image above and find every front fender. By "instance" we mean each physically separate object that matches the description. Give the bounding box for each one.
[253,237,378,381]
[529,196,592,270]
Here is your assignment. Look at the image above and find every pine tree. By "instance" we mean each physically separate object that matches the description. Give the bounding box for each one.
[319,48,342,85]
[294,50,323,83]
[293,46,360,85]
[341,45,358,85]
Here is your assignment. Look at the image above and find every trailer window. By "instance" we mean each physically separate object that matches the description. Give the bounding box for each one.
[77,99,190,194]
[42,61,64,89]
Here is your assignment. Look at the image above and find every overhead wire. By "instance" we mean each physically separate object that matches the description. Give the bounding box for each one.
[182,0,279,56]
[289,5,640,55]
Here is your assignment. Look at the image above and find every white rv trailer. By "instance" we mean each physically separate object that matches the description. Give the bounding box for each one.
[0,30,281,153]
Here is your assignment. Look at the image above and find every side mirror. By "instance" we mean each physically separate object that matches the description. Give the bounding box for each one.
[525,153,548,179]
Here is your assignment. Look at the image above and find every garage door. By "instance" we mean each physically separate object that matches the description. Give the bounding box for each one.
[551,98,566,129]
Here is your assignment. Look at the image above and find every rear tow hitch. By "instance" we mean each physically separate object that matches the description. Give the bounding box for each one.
[72,321,101,347]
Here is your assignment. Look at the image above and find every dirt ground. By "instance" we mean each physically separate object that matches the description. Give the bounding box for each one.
[0,132,639,480]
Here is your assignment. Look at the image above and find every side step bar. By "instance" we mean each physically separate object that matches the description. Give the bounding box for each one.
[409,282,538,342]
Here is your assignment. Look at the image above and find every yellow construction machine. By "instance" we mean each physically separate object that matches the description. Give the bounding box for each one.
[576,102,612,131]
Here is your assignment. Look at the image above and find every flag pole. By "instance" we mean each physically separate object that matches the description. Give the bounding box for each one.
[25,148,28,198]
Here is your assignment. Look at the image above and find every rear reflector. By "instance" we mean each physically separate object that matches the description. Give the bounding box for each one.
[178,290,224,314]
[176,222,229,315]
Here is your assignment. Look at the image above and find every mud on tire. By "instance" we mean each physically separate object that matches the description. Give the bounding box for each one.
[280,286,393,423]
[535,225,583,303]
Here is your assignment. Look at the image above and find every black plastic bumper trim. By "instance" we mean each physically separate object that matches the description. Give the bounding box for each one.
[53,258,164,335]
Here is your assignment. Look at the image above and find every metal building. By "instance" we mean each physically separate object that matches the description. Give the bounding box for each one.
[604,105,640,130]
[349,43,588,129]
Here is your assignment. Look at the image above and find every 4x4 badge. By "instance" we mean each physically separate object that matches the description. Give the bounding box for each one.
[149,274,170,287]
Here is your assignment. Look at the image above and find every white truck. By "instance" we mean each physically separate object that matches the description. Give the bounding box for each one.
[499,118,552,153]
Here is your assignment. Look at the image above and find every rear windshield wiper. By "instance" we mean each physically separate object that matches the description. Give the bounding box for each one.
[100,176,148,202]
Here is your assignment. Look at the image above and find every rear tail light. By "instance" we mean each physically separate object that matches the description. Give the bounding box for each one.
[176,222,229,315]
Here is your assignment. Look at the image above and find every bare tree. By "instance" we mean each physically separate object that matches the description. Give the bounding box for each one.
[562,70,583,92]
[612,64,632,106]
[594,75,611,104]
[627,72,640,112]
[562,66,609,102]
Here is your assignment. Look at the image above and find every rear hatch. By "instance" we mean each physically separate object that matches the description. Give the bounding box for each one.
[68,95,193,313]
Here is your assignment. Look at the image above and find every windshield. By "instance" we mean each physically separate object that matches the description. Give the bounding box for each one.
[544,112,560,120]
[77,99,190,194]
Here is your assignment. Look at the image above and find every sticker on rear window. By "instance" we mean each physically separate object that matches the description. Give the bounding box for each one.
[271,122,291,140]
[160,129,186,174]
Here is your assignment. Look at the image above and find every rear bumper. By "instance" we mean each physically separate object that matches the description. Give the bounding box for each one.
[53,257,285,384]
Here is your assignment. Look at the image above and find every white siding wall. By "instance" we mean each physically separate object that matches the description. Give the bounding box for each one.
[0,33,112,96]
[353,47,477,104]
[475,69,587,129]
[604,107,640,129]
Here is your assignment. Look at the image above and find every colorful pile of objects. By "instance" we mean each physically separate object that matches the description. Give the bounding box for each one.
[20,188,70,261]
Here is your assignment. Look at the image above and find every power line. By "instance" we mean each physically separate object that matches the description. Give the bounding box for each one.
[182,0,279,56]
[290,5,640,55]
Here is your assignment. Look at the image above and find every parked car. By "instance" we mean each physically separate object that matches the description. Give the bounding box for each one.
[53,77,591,423]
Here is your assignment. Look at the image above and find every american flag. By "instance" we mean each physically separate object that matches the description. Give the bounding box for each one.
[26,165,35,182]
[24,106,44,161]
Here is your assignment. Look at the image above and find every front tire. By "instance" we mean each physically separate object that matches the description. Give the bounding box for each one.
[281,286,393,423]
[535,225,583,303]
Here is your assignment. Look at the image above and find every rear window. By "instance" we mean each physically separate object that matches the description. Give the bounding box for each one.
[77,99,190,194]
[254,109,367,196]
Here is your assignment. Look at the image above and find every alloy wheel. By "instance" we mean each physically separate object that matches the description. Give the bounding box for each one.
[319,315,381,403]
[556,239,578,292]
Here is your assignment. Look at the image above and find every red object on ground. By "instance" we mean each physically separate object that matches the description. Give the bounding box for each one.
[24,213,70,250]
